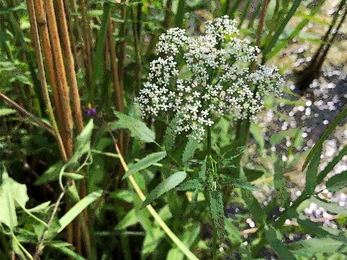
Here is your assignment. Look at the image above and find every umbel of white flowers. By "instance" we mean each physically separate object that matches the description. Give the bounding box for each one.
[136,16,284,142]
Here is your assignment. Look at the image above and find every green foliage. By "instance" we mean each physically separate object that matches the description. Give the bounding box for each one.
[1,0,347,259]
[124,151,167,179]
[111,111,156,143]
[142,171,187,208]
[0,167,28,230]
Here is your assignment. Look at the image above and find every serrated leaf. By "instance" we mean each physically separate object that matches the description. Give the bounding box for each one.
[164,118,178,151]
[326,171,347,192]
[220,176,258,191]
[111,111,155,143]
[310,196,347,216]
[274,161,289,206]
[264,226,296,260]
[141,171,187,209]
[0,168,29,230]
[209,190,226,241]
[182,138,199,164]
[176,179,202,191]
[294,238,344,256]
[123,151,167,179]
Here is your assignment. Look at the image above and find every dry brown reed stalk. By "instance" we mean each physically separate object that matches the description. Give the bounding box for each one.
[44,0,74,158]
[33,0,69,158]
[25,0,68,162]
[55,0,84,133]
[80,0,93,88]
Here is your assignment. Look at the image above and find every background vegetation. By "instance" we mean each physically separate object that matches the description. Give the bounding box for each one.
[0,0,347,259]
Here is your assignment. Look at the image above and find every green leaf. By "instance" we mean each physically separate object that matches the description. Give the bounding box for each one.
[243,167,265,182]
[176,179,202,191]
[58,190,102,233]
[164,118,178,151]
[326,171,347,192]
[209,190,226,241]
[0,167,29,230]
[111,111,155,143]
[250,122,264,150]
[182,138,199,165]
[293,238,344,256]
[34,161,63,185]
[225,219,242,245]
[305,147,322,195]
[141,171,187,209]
[115,209,138,230]
[310,196,347,216]
[303,104,347,170]
[62,172,84,180]
[123,151,167,179]
[274,161,289,207]
[73,119,94,161]
[241,186,265,224]
[317,145,347,184]
[264,225,296,260]
[0,108,16,117]
[270,129,298,145]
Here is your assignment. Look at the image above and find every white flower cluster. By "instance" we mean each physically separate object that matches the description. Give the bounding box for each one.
[136,16,284,142]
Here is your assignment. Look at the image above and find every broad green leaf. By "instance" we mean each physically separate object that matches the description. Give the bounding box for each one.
[123,151,167,179]
[58,190,102,233]
[264,225,296,260]
[111,111,155,143]
[326,171,347,192]
[0,108,16,117]
[0,168,29,230]
[303,104,347,170]
[209,190,226,241]
[141,171,187,209]
[305,147,322,195]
